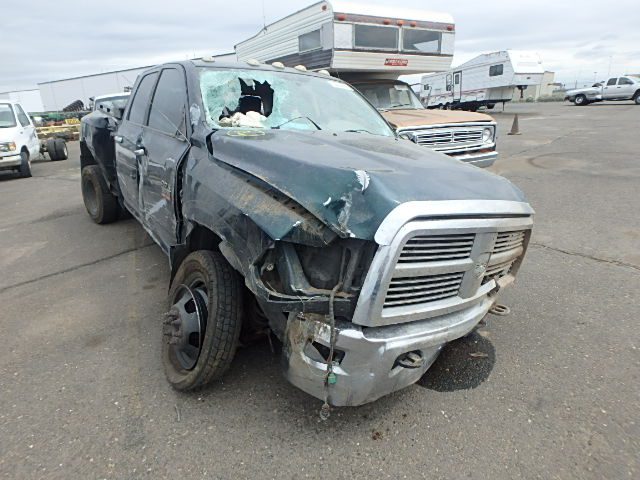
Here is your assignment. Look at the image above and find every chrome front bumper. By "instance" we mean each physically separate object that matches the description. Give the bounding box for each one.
[282,200,533,407]
[452,149,498,168]
[0,154,22,169]
[284,294,496,406]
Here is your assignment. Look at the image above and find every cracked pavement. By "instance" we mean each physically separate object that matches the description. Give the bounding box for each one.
[0,102,638,479]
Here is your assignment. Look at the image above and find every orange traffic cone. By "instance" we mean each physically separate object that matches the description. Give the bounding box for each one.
[507,114,521,135]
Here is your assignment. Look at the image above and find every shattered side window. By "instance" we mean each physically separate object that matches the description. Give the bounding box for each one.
[198,68,394,137]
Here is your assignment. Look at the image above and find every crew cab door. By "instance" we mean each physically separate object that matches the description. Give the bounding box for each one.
[14,104,39,156]
[140,67,190,251]
[115,71,159,218]
[602,78,618,99]
[616,77,637,99]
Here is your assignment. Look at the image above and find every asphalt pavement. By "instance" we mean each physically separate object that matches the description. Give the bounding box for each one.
[0,101,638,479]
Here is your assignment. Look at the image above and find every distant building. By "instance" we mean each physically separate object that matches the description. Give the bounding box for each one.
[38,66,153,111]
[0,89,44,113]
[36,53,236,112]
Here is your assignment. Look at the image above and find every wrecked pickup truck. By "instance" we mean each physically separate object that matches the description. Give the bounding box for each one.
[80,59,533,408]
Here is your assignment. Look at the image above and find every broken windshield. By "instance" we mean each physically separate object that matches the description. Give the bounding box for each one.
[198,68,394,136]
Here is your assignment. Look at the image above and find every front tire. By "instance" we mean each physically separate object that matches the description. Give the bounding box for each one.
[574,95,588,106]
[634,93,640,105]
[81,165,119,224]
[162,251,243,391]
[19,151,32,178]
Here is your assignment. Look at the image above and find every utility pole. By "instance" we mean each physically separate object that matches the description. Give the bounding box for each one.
[607,55,613,77]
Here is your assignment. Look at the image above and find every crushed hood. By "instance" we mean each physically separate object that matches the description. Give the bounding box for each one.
[382,109,494,129]
[210,129,526,241]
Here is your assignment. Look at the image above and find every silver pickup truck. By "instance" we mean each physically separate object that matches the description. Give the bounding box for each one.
[565,76,640,105]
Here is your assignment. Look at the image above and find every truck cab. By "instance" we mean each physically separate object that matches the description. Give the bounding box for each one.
[350,79,498,167]
[0,101,40,177]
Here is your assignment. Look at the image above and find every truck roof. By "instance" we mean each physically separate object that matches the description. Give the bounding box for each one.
[142,59,341,82]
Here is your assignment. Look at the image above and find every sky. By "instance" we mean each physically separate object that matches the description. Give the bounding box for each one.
[1,0,639,93]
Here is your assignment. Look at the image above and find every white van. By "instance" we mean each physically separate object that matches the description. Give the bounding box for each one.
[0,101,67,177]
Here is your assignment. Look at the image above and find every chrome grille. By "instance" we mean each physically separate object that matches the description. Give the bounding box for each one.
[351,204,534,328]
[398,233,475,263]
[414,128,484,148]
[493,231,525,253]
[384,272,463,308]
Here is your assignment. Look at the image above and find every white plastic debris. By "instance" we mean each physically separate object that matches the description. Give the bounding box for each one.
[272,62,285,69]
[294,65,307,71]
[219,111,267,128]
[354,170,370,192]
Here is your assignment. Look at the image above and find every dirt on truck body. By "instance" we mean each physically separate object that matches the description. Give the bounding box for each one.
[80,59,533,408]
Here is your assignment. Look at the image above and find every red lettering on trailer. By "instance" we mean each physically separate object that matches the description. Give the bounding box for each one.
[384,58,408,67]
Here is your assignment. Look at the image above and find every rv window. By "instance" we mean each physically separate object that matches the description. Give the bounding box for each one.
[299,30,322,53]
[606,78,617,86]
[489,64,504,77]
[446,74,452,91]
[353,24,398,50]
[402,29,441,53]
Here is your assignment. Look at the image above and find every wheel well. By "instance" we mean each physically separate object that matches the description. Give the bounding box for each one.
[170,224,222,284]
[633,89,640,99]
[79,140,98,169]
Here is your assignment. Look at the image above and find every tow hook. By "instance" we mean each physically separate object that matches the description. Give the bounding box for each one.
[163,308,183,345]
[397,351,424,369]
[489,304,511,316]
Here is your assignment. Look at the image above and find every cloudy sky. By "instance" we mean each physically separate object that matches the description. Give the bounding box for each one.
[2,0,639,92]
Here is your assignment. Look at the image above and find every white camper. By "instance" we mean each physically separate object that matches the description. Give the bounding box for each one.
[235,1,455,75]
[421,50,545,110]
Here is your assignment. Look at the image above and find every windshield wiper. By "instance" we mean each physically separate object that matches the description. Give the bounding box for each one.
[273,116,322,130]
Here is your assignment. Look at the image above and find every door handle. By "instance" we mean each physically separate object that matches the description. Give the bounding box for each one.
[114,135,123,143]
[134,147,146,156]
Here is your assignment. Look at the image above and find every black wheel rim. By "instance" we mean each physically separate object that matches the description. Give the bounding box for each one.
[167,282,209,371]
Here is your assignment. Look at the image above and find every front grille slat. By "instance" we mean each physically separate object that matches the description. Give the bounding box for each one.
[413,127,485,148]
[481,230,527,284]
[384,290,459,307]
[398,233,475,264]
[384,272,464,308]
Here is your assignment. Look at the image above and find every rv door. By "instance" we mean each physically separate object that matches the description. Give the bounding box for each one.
[453,71,462,102]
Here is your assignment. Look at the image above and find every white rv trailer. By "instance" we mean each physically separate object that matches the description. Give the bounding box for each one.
[420,50,545,110]
[235,1,455,76]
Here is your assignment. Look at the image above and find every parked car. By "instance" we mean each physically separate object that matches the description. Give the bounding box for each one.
[80,59,533,407]
[0,101,68,178]
[350,79,498,168]
[565,76,640,105]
